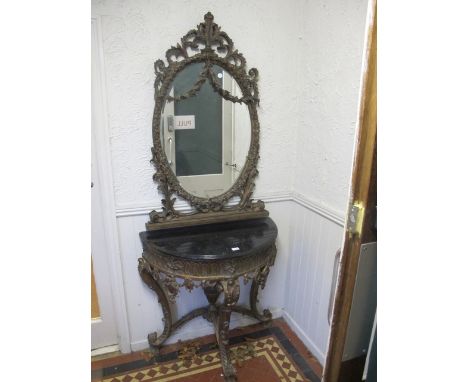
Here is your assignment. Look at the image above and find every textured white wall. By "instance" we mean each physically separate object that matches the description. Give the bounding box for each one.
[91,0,367,216]
[92,0,303,210]
[283,0,369,362]
[293,0,369,214]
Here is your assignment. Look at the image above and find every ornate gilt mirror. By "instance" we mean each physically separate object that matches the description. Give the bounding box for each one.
[147,12,267,230]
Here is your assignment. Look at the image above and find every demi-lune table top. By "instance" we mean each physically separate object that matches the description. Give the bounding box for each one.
[140,217,277,261]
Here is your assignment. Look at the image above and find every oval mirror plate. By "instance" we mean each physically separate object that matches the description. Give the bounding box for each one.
[160,63,251,198]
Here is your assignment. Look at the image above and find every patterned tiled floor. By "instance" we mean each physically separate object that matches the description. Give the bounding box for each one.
[92,319,322,382]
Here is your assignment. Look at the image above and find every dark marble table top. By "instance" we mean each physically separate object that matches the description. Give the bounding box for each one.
[140,217,277,261]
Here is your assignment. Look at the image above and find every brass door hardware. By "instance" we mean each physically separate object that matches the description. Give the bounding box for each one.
[347,201,365,237]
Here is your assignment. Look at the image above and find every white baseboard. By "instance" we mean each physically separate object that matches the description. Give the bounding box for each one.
[130,307,283,352]
[282,310,325,365]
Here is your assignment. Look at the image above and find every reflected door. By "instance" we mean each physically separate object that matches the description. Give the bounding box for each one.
[162,64,234,198]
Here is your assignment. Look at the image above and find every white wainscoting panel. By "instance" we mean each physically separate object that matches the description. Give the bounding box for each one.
[116,200,293,351]
[284,201,345,365]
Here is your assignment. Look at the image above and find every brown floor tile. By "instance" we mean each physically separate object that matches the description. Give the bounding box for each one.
[91,318,322,382]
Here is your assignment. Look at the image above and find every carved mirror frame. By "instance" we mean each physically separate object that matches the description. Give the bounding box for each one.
[147,12,267,230]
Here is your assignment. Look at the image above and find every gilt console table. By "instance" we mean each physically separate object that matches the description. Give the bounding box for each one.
[138,217,277,381]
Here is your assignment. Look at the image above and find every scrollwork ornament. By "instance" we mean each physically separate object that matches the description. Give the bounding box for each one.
[161,275,180,302]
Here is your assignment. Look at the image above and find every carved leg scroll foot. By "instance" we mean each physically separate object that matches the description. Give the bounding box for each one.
[216,279,240,382]
[138,258,173,353]
[250,264,273,322]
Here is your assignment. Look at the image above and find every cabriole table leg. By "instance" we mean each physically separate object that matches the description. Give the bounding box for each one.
[250,264,273,322]
[138,258,173,354]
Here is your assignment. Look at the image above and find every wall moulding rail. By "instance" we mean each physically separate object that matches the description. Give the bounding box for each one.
[115,191,345,227]
[291,192,345,227]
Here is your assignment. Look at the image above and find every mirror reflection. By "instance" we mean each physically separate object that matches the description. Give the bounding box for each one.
[160,63,250,198]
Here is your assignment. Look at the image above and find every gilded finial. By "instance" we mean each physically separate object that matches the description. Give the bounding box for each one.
[204,12,214,22]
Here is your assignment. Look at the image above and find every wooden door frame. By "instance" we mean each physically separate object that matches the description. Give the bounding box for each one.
[322,1,377,381]
[91,16,131,353]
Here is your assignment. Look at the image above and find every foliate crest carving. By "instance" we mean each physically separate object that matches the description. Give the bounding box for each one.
[153,12,257,100]
[148,12,265,227]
